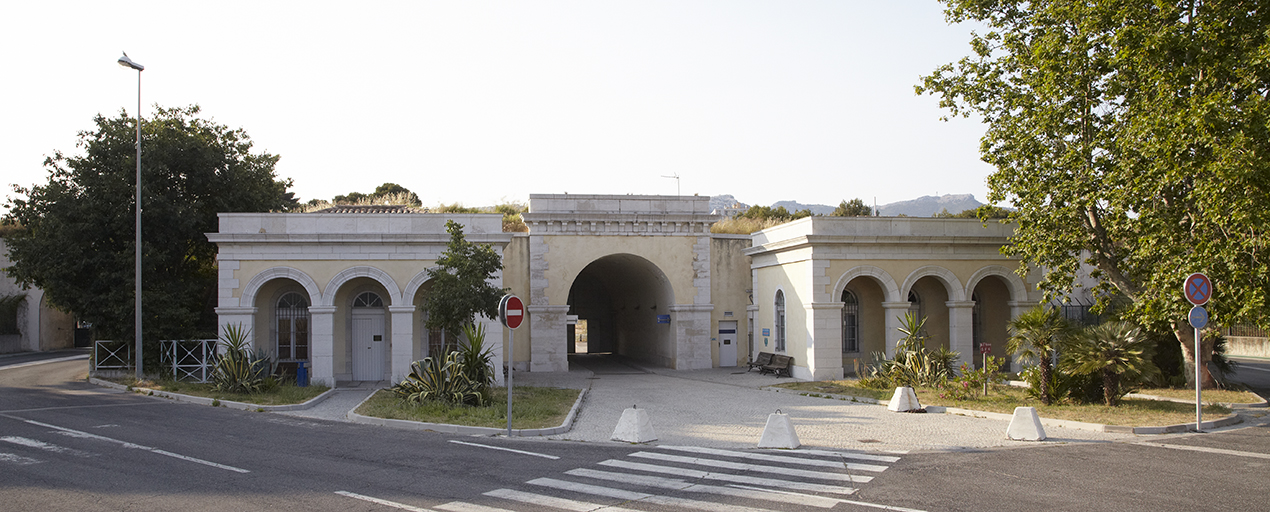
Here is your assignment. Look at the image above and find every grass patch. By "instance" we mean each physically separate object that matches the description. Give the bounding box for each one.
[776,379,1233,427]
[1133,387,1264,404]
[356,387,580,429]
[100,376,328,406]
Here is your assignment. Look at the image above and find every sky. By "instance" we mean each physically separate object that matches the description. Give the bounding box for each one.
[1,1,994,212]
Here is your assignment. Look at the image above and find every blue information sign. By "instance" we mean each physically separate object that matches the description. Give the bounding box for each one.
[1188,306,1208,330]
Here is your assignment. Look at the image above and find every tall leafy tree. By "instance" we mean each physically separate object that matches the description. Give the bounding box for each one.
[3,105,297,358]
[918,0,1270,388]
[423,220,505,341]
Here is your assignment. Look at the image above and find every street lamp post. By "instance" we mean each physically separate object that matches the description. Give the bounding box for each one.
[118,52,144,380]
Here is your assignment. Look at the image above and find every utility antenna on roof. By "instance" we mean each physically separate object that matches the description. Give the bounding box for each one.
[661,173,680,196]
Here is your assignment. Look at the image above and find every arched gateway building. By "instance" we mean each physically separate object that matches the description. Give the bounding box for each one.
[210,194,1042,386]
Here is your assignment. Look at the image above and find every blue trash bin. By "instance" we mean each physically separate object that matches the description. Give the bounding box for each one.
[297,361,309,387]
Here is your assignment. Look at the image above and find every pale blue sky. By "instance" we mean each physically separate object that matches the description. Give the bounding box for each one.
[1,1,992,211]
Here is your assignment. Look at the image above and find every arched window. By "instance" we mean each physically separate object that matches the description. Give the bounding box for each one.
[907,290,924,320]
[275,292,310,362]
[354,291,384,308]
[774,290,786,352]
[842,289,859,353]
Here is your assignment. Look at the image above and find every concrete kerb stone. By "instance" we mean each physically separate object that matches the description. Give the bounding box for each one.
[760,384,1243,435]
[88,377,338,412]
[346,388,589,437]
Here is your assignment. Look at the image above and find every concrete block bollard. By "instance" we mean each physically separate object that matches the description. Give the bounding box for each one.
[611,405,657,443]
[1006,406,1047,441]
[887,386,922,412]
[757,409,801,449]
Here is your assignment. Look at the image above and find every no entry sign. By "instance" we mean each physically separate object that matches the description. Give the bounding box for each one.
[1184,273,1212,306]
[500,295,524,330]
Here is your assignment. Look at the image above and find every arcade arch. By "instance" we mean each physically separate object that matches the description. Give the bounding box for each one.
[566,254,674,367]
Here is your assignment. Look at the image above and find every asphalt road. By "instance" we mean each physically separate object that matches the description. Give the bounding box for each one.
[1230,357,1270,397]
[3,353,1268,511]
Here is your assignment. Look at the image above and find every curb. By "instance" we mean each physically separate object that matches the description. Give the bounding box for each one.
[346,388,588,436]
[88,377,337,412]
[762,385,1243,434]
[1123,392,1269,409]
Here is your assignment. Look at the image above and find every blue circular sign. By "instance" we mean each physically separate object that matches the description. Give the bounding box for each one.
[1188,306,1208,330]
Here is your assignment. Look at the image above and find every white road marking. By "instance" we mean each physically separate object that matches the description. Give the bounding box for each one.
[335,491,434,511]
[657,445,889,472]
[448,440,559,459]
[0,355,89,371]
[19,419,249,473]
[1238,365,1270,373]
[528,477,781,512]
[566,467,840,508]
[0,452,42,465]
[0,436,95,457]
[597,459,857,495]
[729,484,929,512]
[629,451,873,483]
[779,447,903,463]
[1136,441,1270,460]
[485,488,640,512]
[435,501,519,512]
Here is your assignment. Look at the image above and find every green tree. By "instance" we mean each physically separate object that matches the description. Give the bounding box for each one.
[1066,321,1158,406]
[1006,307,1073,405]
[831,198,874,217]
[423,220,505,339]
[3,106,296,358]
[918,0,1270,388]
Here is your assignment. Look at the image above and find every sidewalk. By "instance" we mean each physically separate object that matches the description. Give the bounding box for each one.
[279,356,1253,452]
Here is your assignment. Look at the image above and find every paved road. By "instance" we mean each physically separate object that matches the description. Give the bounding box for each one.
[4,353,1268,511]
[1230,357,1270,397]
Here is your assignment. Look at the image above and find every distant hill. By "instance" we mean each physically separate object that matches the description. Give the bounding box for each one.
[771,200,836,216]
[877,194,983,217]
[709,193,986,218]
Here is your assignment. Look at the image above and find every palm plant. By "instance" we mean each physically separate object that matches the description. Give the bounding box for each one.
[864,313,958,388]
[1065,321,1159,406]
[1006,306,1073,405]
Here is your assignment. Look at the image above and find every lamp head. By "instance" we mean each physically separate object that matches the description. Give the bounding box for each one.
[117,52,144,71]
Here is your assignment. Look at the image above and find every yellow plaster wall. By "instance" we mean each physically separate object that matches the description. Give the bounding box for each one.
[711,237,752,366]
[755,259,809,360]
[539,235,699,306]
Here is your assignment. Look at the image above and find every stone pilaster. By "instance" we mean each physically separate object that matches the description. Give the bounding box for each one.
[805,302,845,381]
[388,305,416,383]
[308,306,337,387]
[947,300,976,370]
[670,304,714,369]
[528,305,570,372]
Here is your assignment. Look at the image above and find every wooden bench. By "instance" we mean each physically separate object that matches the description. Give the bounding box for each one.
[760,354,794,378]
[747,352,774,372]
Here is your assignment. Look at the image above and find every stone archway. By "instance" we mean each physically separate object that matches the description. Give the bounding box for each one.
[567,253,675,368]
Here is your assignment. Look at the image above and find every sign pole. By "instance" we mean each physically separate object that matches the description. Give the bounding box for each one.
[1195,325,1201,431]
[498,294,524,438]
[1183,273,1212,433]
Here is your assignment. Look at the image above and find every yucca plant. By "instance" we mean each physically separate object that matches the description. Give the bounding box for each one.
[862,313,958,388]
[210,323,274,394]
[392,352,485,406]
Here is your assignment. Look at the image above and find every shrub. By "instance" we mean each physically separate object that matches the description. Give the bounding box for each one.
[940,356,1004,400]
[210,324,275,394]
[859,313,959,389]
[392,352,486,406]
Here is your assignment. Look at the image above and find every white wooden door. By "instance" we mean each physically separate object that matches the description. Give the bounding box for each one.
[352,312,386,381]
[719,321,738,367]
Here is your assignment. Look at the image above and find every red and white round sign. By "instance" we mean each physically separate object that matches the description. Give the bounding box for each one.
[1184,273,1212,306]
[500,295,525,330]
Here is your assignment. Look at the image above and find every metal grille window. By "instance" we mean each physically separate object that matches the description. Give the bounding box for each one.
[841,289,859,353]
[275,292,310,361]
[354,292,384,308]
[775,290,786,352]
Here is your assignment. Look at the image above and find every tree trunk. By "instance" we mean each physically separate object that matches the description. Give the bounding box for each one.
[1103,369,1119,407]
[1038,357,1053,406]
[1175,322,1218,389]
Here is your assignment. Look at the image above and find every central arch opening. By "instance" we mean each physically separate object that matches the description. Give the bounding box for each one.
[567,254,674,368]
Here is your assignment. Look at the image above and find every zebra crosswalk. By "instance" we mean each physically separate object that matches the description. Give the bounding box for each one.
[340,444,918,512]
